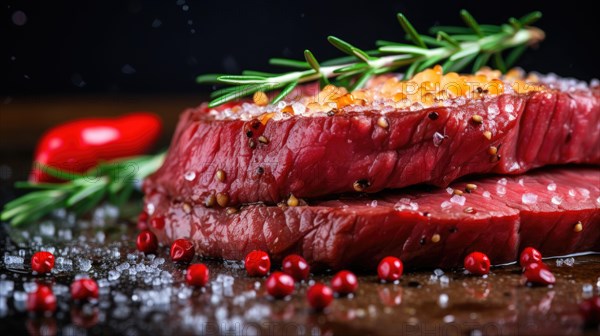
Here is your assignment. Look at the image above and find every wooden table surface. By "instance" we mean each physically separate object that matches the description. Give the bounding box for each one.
[1,96,599,335]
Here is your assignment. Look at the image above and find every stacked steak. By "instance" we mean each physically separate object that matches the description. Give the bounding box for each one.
[144,72,600,270]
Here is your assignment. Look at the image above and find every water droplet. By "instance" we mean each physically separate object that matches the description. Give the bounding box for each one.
[521,193,538,205]
[551,196,563,205]
[433,132,444,147]
[184,171,196,181]
[547,183,557,191]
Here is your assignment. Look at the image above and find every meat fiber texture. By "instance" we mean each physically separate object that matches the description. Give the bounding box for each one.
[145,87,600,206]
[144,167,600,270]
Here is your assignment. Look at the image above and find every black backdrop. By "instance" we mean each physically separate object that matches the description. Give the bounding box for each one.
[2,0,599,95]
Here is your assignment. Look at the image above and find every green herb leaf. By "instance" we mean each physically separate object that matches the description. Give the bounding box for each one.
[397,13,427,49]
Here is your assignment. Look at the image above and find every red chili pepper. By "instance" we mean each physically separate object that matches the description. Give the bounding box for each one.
[70,278,99,301]
[136,230,158,254]
[464,252,491,275]
[170,239,195,263]
[31,251,55,274]
[186,263,210,287]
[265,271,295,299]
[30,112,162,183]
[281,254,310,281]
[27,285,57,312]
[523,262,555,286]
[519,247,543,268]
[377,256,404,282]
[307,283,334,310]
[331,270,359,295]
[245,250,271,277]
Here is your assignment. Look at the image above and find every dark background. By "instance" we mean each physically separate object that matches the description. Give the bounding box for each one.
[2,0,599,96]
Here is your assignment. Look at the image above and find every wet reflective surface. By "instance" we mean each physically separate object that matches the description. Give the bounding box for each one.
[1,210,599,336]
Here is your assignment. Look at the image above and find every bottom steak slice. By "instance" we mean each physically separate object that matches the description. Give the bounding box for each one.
[144,167,600,270]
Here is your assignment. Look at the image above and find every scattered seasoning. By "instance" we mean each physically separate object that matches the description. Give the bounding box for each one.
[215,169,226,182]
[464,252,490,275]
[465,184,477,192]
[256,166,264,175]
[258,135,269,144]
[377,116,389,129]
[463,207,475,214]
[245,250,271,277]
[150,216,165,230]
[490,154,501,163]
[287,194,299,207]
[419,237,426,245]
[282,105,294,115]
[353,179,370,192]
[523,262,555,286]
[205,194,216,208]
[422,212,431,217]
[519,247,543,268]
[136,230,158,254]
[170,239,195,263]
[246,130,253,138]
[266,272,295,299]
[428,112,439,120]
[282,254,310,281]
[253,91,269,106]
[307,283,334,310]
[377,256,404,282]
[471,115,483,124]
[327,110,335,117]
[70,278,99,301]
[226,207,238,215]
[574,221,583,232]
[31,251,55,274]
[488,146,498,156]
[483,130,492,140]
[453,189,464,196]
[186,263,210,287]
[182,202,192,214]
[431,234,441,243]
[449,227,458,233]
[331,270,358,295]
[248,138,257,149]
[216,192,229,207]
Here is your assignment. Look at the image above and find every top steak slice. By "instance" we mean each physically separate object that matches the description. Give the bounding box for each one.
[144,77,600,206]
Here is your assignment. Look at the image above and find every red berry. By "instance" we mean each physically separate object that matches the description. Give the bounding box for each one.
[579,297,600,327]
[170,239,195,263]
[27,285,57,312]
[31,251,55,274]
[282,254,310,281]
[70,278,99,301]
[307,283,334,310]
[265,271,295,298]
[523,262,555,286]
[137,211,149,230]
[186,263,210,287]
[464,252,491,275]
[331,270,359,295]
[136,230,158,254]
[150,215,165,230]
[519,247,543,268]
[245,250,271,277]
[377,256,403,282]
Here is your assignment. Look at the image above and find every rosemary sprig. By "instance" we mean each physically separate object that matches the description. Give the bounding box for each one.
[0,152,166,226]
[197,10,543,107]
